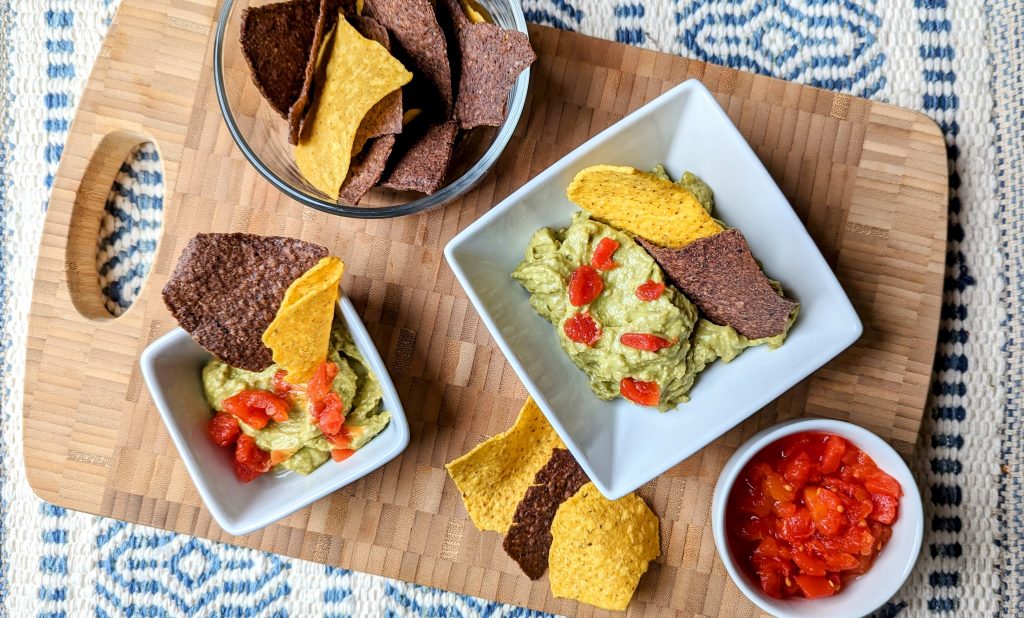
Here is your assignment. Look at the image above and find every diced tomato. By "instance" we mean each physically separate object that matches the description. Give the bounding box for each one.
[726,431,902,600]
[563,312,602,346]
[221,389,290,429]
[315,392,345,436]
[619,378,660,407]
[864,470,902,498]
[591,237,620,270]
[635,280,665,301]
[619,333,674,352]
[269,450,292,466]
[820,435,847,474]
[326,426,354,449]
[794,574,835,599]
[331,448,355,462]
[233,434,270,483]
[306,361,339,408]
[869,493,899,524]
[272,370,292,395]
[208,412,240,447]
[567,264,604,306]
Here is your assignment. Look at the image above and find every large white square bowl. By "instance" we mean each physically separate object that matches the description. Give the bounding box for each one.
[444,79,862,499]
[140,296,410,536]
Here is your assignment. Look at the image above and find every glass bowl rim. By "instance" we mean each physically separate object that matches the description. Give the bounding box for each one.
[212,0,531,219]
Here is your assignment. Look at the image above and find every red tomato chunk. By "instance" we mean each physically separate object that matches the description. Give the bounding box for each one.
[591,237,620,271]
[563,312,602,346]
[221,389,290,428]
[726,432,902,599]
[635,280,665,301]
[620,333,674,352]
[568,264,604,306]
[620,377,660,407]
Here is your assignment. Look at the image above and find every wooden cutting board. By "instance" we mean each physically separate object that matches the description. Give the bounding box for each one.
[23,0,947,615]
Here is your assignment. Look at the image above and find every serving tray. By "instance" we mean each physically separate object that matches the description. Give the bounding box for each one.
[23,1,947,616]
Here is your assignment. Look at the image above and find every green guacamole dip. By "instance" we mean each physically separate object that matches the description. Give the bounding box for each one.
[202,321,391,474]
[512,170,793,411]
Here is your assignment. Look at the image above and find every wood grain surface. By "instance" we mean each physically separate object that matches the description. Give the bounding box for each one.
[23,1,947,615]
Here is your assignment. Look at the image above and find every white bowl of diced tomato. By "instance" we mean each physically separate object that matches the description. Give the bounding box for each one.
[711,418,923,618]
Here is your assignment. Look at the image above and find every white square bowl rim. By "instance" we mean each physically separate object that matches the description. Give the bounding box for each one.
[444,78,863,499]
[139,295,410,536]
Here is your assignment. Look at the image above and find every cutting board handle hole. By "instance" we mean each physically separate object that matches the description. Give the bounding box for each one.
[65,132,165,321]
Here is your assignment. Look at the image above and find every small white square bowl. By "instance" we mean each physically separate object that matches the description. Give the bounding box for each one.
[444,79,862,499]
[140,295,410,536]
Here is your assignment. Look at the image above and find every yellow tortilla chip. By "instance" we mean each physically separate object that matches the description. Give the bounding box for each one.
[566,165,724,248]
[445,398,565,533]
[295,17,413,199]
[462,0,488,23]
[549,483,660,611]
[262,256,345,383]
[402,108,422,126]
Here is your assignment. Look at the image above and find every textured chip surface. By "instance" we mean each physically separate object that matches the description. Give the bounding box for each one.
[382,120,458,194]
[567,165,724,248]
[294,17,412,199]
[445,397,565,533]
[339,134,397,204]
[442,0,535,129]
[549,483,660,611]
[363,0,453,116]
[240,0,323,120]
[503,448,589,580]
[639,229,798,339]
[349,15,404,153]
[162,234,328,371]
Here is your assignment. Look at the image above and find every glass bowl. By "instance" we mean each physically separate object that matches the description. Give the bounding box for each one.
[213,0,530,218]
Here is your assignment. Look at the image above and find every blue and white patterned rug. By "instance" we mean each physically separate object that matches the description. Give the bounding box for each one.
[0,0,1015,615]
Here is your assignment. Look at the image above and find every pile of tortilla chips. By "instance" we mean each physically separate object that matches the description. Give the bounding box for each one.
[446,398,661,611]
[241,0,536,204]
[162,233,345,379]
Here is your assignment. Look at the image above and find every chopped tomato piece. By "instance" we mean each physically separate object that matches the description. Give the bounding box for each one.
[794,574,835,599]
[864,470,902,498]
[233,434,270,483]
[269,450,292,466]
[763,471,796,502]
[782,451,812,488]
[635,280,665,301]
[619,378,660,406]
[315,392,345,436]
[563,312,602,346]
[820,435,847,474]
[208,412,240,447]
[591,237,620,270]
[272,370,292,395]
[620,333,674,352]
[567,264,604,306]
[331,448,356,462]
[792,551,827,576]
[869,493,899,524]
[824,551,860,571]
[221,389,290,429]
[306,361,339,407]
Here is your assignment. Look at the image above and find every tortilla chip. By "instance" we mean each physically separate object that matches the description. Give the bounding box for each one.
[295,17,412,199]
[639,230,799,339]
[442,0,536,129]
[462,0,488,23]
[382,120,458,194]
[503,448,589,579]
[549,483,660,611]
[262,256,345,383]
[240,0,322,119]
[162,234,328,371]
[363,0,453,116]
[445,397,565,533]
[567,165,724,248]
[340,134,396,204]
[350,16,404,154]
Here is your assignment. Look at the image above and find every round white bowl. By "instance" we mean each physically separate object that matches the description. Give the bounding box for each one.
[711,418,923,618]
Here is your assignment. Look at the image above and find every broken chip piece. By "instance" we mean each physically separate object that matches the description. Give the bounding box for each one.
[638,229,799,339]
[548,483,660,611]
[295,16,413,199]
[162,234,328,372]
[567,165,724,248]
[262,256,345,383]
[442,0,536,129]
[340,134,397,204]
[503,448,589,580]
[349,15,404,154]
[382,120,459,194]
[445,397,565,533]
[364,0,453,117]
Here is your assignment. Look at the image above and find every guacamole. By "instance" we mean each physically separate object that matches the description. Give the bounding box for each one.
[203,321,391,474]
[511,171,793,411]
